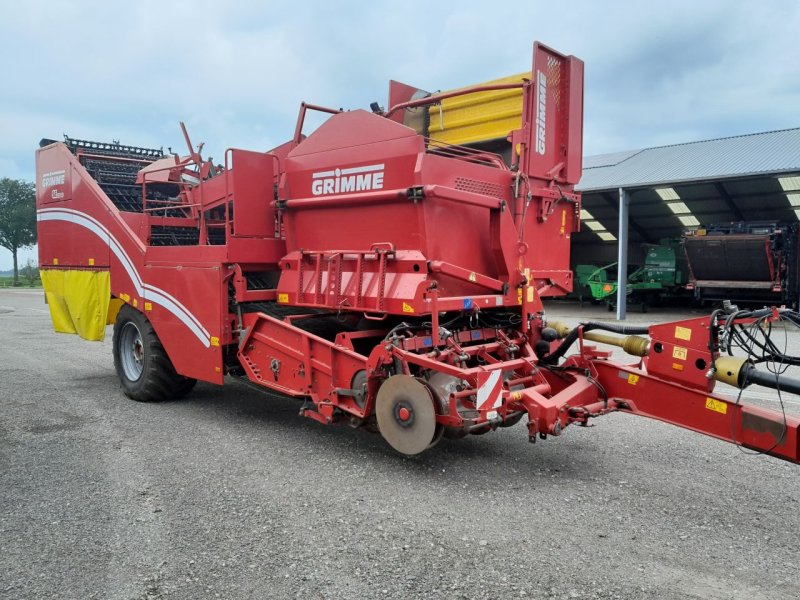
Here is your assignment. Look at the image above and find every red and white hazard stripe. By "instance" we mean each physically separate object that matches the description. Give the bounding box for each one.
[476,370,504,417]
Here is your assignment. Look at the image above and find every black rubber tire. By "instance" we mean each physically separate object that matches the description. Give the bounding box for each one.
[112,305,197,402]
[173,377,198,399]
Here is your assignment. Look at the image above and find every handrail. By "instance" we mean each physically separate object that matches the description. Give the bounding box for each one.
[293,102,344,144]
[140,157,194,215]
[426,138,507,170]
[282,185,502,211]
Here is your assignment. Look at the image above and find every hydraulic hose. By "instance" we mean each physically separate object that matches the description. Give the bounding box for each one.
[580,321,651,335]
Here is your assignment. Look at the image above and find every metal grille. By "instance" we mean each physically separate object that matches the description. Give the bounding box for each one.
[149,226,199,246]
[454,177,506,200]
[547,55,562,109]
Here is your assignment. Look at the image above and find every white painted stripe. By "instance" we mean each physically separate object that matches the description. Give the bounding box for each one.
[37,208,210,348]
[477,369,502,410]
[311,164,384,179]
[141,288,209,346]
[39,210,138,290]
[38,208,209,338]
[340,163,384,175]
[492,385,504,409]
[142,283,209,337]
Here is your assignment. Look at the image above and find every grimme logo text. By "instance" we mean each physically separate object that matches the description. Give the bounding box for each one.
[311,164,384,195]
[534,70,547,155]
[41,170,66,188]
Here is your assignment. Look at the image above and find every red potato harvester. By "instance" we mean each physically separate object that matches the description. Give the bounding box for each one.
[36,42,800,461]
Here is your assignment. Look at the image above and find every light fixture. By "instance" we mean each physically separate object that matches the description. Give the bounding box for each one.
[778,176,800,191]
[678,215,700,226]
[580,207,615,241]
[665,201,691,214]
[656,187,680,201]
[787,193,800,207]
[584,220,605,231]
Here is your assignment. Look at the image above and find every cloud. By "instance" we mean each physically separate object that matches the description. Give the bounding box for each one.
[1,0,799,268]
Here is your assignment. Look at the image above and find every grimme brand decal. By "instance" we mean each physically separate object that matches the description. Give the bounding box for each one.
[41,169,67,199]
[534,70,547,155]
[41,169,66,188]
[311,164,385,196]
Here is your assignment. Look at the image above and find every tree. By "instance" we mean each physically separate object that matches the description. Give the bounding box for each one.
[0,178,37,286]
[21,258,39,287]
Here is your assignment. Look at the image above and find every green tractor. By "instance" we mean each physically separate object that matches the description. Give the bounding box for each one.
[576,243,688,311]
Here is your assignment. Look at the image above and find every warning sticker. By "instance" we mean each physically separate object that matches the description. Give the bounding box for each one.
[627,374,639,385]
[277,293,289,304]
[705,398,728,415]
[672,346,688,361]
[675,326,692,341]
[402,302,415,313]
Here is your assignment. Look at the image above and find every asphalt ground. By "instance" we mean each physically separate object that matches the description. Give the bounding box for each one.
[1,289,799,599]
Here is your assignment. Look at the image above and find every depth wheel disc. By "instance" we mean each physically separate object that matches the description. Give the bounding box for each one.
[376,375,437,456]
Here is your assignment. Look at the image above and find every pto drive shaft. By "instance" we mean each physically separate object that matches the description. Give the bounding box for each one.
[714,356,800,396]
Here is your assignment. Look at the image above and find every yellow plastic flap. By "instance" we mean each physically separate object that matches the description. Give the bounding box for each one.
[427,72,528,146]
[40,269,111,341]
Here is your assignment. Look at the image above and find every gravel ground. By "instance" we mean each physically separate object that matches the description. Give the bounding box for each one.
[1,290,799,600]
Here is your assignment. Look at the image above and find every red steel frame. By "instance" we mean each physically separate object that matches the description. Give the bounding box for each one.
[35,42,800,463]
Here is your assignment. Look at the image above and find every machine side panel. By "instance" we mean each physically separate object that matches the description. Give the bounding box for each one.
[526,43,584,185]
[36,143,224,384]
[140,260,226,383]
[417,153,511,289]
[230,149,275,238]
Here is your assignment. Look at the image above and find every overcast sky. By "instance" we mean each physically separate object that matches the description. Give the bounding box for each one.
[2,0,799,270]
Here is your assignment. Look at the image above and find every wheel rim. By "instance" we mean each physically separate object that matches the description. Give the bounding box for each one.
[119,322,145,382]
[376,375,437,456]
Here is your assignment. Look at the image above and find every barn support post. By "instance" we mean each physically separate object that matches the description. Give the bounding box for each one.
[616,187,629,320]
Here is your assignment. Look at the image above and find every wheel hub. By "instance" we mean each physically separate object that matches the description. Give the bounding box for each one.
[119,322,145,382]
[395,403,414,426]
[132,340,143,364]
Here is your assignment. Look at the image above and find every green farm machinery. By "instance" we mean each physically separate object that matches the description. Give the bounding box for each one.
[576,243,688,311]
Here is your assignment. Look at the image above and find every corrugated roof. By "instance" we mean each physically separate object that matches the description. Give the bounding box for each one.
[582,149,643,169]
[577,127,800,192]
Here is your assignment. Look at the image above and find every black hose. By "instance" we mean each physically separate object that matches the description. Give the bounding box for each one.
[540,321,650,364]
[581,321,650,335]
[744,365,800,396]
